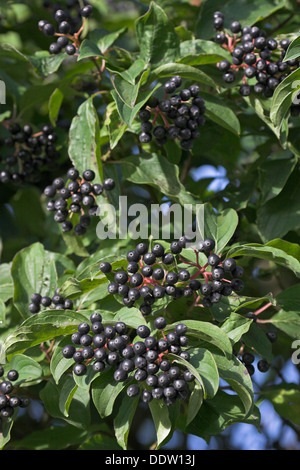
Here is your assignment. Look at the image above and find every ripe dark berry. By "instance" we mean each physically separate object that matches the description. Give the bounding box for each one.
[152,286,165,298]
[103,178,115,191]
[207,254,221,267]
[99,262,112,273]
[80,5,93,17]
[129,273,143,287]
[1,406,14,418]
[280,39,291,50]
[90,312,102,323]
[29,303,40,314]
[240,84,252,96]
[42,23,55,36]
[166,272,178,285]
[127,384,140,397]
[114,368,128,382]
[154,316,167,330]
[223,258,237,272]
[243,352,255,365]
[266,331,277,343]
[231,278,244,293]
[83,169,95,181]
[0,381,13,394]
[213,16,224,31]
[93,361,105,372]
[136,325,151,338]
[62,344,76,358]
[162,253,175,265]
[126,250,140,262]
[5,370,18,383]
[65,44,76,55]
[257,359,270,373]
[114,271,129,285]
[49,42,62,54]
[150,269,164,282]
[230,21,241,33]
[73,363,87,376]
[164,81,177,94]
[143,252,156,265]
[139,132,152,143]
[151,243,165,257]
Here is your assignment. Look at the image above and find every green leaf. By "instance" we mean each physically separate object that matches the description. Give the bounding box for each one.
[104,103,128,149]
[269,310,300,339]
[61,232,90,258]
[244,94,283,140]
[0,414,14,450]
[10,425,90,450]
[4,354,43,385]
[165,320,233,357]
[77,39,103,61]
[227,239,300,278]
[0,43,66,77]
[79,434,122,450]
[196,203,239,255]
[148,399,172,449]
[135,1,180,68]
[262,384,300,426]
[59,375,78,417]
[258,154,298,204]
[201,92,241,135]
[119,153,199,206]
[276,284,300,312]
[270,68,300,131]
[111,82,160,128]
[189,348,219,400]
[26,51,66,76]
[213,352,254,417]
[147,62,215,88]
[242,323,273,363]
[114,393,140,450]
[167,352,205,395]
[283,36,300,62]
[4,309,89,359]
[68,97,103,182]
[117,59,146,85]
[95,27,127,54]
[185,390,260,440]
[48,88,64,126]
[196,0,287,40]
[221,313,253,345]
[0,263,13,302]
[40,377,90,429]
[92,368,128,418]
[257,167,300,242]
[50,336,75,385]
[0,299,5,327]
[178,39,232,65]
[11,243,58,319]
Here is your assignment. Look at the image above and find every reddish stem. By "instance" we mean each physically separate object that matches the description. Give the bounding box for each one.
[254,302,273,316]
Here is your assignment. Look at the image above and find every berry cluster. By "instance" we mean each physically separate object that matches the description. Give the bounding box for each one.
[239,313,278,376]
[28,289,74,315]
[242,352,270,376]
[125,317,195,406]
[43,167,115,235]
[213,11,298,98]
[101,237,245,316]
[0,122,60,185]
[0,366,30,422]
[138,75,206,150]
[62,314,195,406]
[39,0,93,56]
